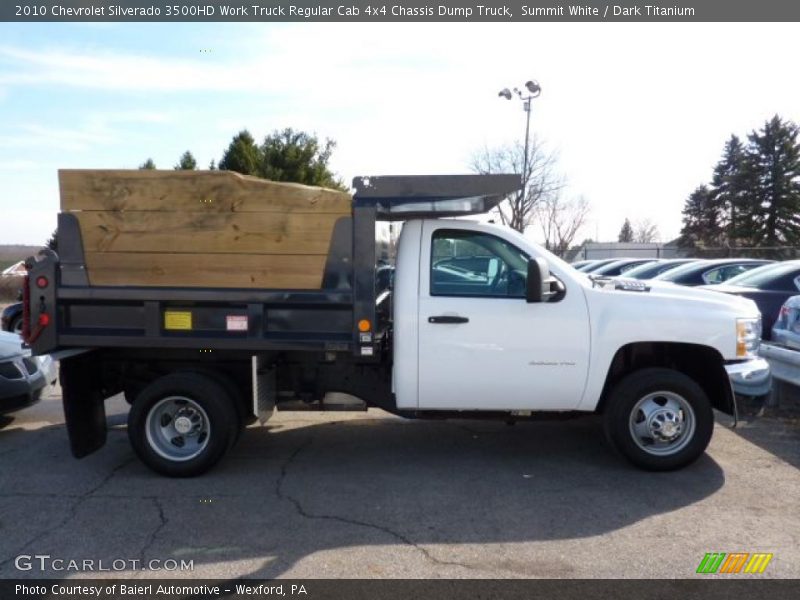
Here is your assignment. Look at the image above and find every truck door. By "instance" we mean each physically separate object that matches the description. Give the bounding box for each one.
[417,222,590,410]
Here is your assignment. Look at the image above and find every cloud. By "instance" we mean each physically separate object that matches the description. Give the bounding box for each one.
[0,159,39,170]
[0,124,113,152]
[0,110,173,153]
[0,24,466,99]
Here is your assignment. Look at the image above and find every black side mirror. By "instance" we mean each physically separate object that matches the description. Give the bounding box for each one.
[526,257,550,303]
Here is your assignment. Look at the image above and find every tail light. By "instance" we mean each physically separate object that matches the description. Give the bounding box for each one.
[22,273,30,341]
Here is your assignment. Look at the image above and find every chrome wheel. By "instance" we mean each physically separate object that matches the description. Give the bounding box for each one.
[628,391,695,457]
[145,396,210,462]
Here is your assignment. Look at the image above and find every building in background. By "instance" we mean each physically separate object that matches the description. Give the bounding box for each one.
[572,240,684,260]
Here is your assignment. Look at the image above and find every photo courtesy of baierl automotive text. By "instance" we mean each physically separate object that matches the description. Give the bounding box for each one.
[1,0,799,588]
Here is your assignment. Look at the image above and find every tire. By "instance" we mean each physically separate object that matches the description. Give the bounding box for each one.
[128,372,239,477]
[180,368,251,445]
[603,368,714,471]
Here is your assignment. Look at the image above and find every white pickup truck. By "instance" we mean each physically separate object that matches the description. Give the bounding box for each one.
[25,173,769,476]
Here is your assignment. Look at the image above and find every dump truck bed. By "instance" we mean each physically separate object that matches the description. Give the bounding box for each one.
[59,170,352,289]
[25,173,520,359]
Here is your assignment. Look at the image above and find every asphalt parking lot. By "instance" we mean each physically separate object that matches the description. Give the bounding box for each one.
[1,382,799,579]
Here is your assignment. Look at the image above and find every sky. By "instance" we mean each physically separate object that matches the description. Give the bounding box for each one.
[1,22,799,246]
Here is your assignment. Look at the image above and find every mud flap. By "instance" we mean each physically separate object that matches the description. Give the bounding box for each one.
[60,353,107,458]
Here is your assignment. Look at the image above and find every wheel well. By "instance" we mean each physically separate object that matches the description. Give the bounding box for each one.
[113,360,252,419]
[596,342,734,416]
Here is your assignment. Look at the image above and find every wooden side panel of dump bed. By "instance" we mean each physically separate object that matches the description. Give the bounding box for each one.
[59,170,352,289]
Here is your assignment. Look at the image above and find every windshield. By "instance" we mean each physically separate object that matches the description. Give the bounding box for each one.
[580,259,619,273]
[622,260,693,279]
[653,261,711,281]
[723,261,800,287]
[591,259,654,275]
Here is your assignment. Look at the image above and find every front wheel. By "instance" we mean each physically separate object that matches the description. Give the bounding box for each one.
[128,372,238,477]
[603,368,714,471]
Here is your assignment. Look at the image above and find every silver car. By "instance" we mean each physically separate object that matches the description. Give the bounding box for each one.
[0,331,56,415]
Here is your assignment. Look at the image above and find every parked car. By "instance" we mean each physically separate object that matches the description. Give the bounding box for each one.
[588,258,658,277]
[652,259,773,287]
[620,258,698,280]
[0,331,55,415]
[1,302,23,334]
[570,259,596,270]
[705,261,800,339]
[771,295,800,349]
[579,258,630,273]
[376,264,395,294]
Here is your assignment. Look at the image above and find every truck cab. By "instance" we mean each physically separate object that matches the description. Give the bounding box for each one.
[390,216,768,471]
[24,172,769,476]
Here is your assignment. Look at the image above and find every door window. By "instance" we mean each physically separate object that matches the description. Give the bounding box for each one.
[702,264,750,284]
[430,229,529,298]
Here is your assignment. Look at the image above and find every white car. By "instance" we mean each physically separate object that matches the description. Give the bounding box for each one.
[0,331,56,415]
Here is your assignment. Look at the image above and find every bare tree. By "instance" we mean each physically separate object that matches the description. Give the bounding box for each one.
[536,195,591,257]
[634,218,661,243]
[470,137,564,232]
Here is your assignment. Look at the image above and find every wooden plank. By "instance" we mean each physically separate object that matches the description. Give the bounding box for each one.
[60,169,352,214]
[75,211,345,255]
[84,253,328,289]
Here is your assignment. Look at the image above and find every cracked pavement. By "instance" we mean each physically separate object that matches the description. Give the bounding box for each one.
[0,385,799,579]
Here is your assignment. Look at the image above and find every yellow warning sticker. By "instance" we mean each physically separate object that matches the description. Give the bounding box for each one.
[164,311,192,330]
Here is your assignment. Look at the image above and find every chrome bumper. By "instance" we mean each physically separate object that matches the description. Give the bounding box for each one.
[725,357,772,398]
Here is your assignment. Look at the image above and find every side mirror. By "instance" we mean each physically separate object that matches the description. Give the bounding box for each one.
[526,257,550,303]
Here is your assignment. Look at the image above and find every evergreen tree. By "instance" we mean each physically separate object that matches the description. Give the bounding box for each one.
[741,116,800,246]
[710,135,751,245]
[219,130,261,175]
[138,158,156,170]
[680,185,722,248]
[208,159,217,170]
[174,151,197,170]
[618,218,634,243]
[259,128,345,190]
[46,229,58,252]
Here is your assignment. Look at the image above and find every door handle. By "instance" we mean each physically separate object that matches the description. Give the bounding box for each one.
[428,315,469,324]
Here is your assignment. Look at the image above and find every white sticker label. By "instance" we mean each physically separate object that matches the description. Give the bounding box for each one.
[226,315,248,331]
[360,346,374,356]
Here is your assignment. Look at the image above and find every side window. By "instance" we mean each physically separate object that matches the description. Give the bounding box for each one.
[702,266,739,284]
[702,268,721,284]
[430,229,529,298]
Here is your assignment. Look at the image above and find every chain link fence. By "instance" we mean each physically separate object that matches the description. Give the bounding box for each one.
[578,245,800,261]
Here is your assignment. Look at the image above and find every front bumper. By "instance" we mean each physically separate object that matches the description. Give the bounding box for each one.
[725,357,772,398]
[0,373,46,415]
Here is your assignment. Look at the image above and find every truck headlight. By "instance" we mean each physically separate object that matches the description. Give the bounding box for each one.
[736,317,762,358]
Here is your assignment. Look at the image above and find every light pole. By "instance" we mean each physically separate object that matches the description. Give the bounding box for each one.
[498,80,542,226]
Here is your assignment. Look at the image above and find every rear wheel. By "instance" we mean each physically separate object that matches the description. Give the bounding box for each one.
[128,372,238,477]
[603,368,714,471]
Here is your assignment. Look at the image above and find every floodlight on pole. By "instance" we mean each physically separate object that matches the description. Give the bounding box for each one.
[497,79,542,226]
[525,80,542,96]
